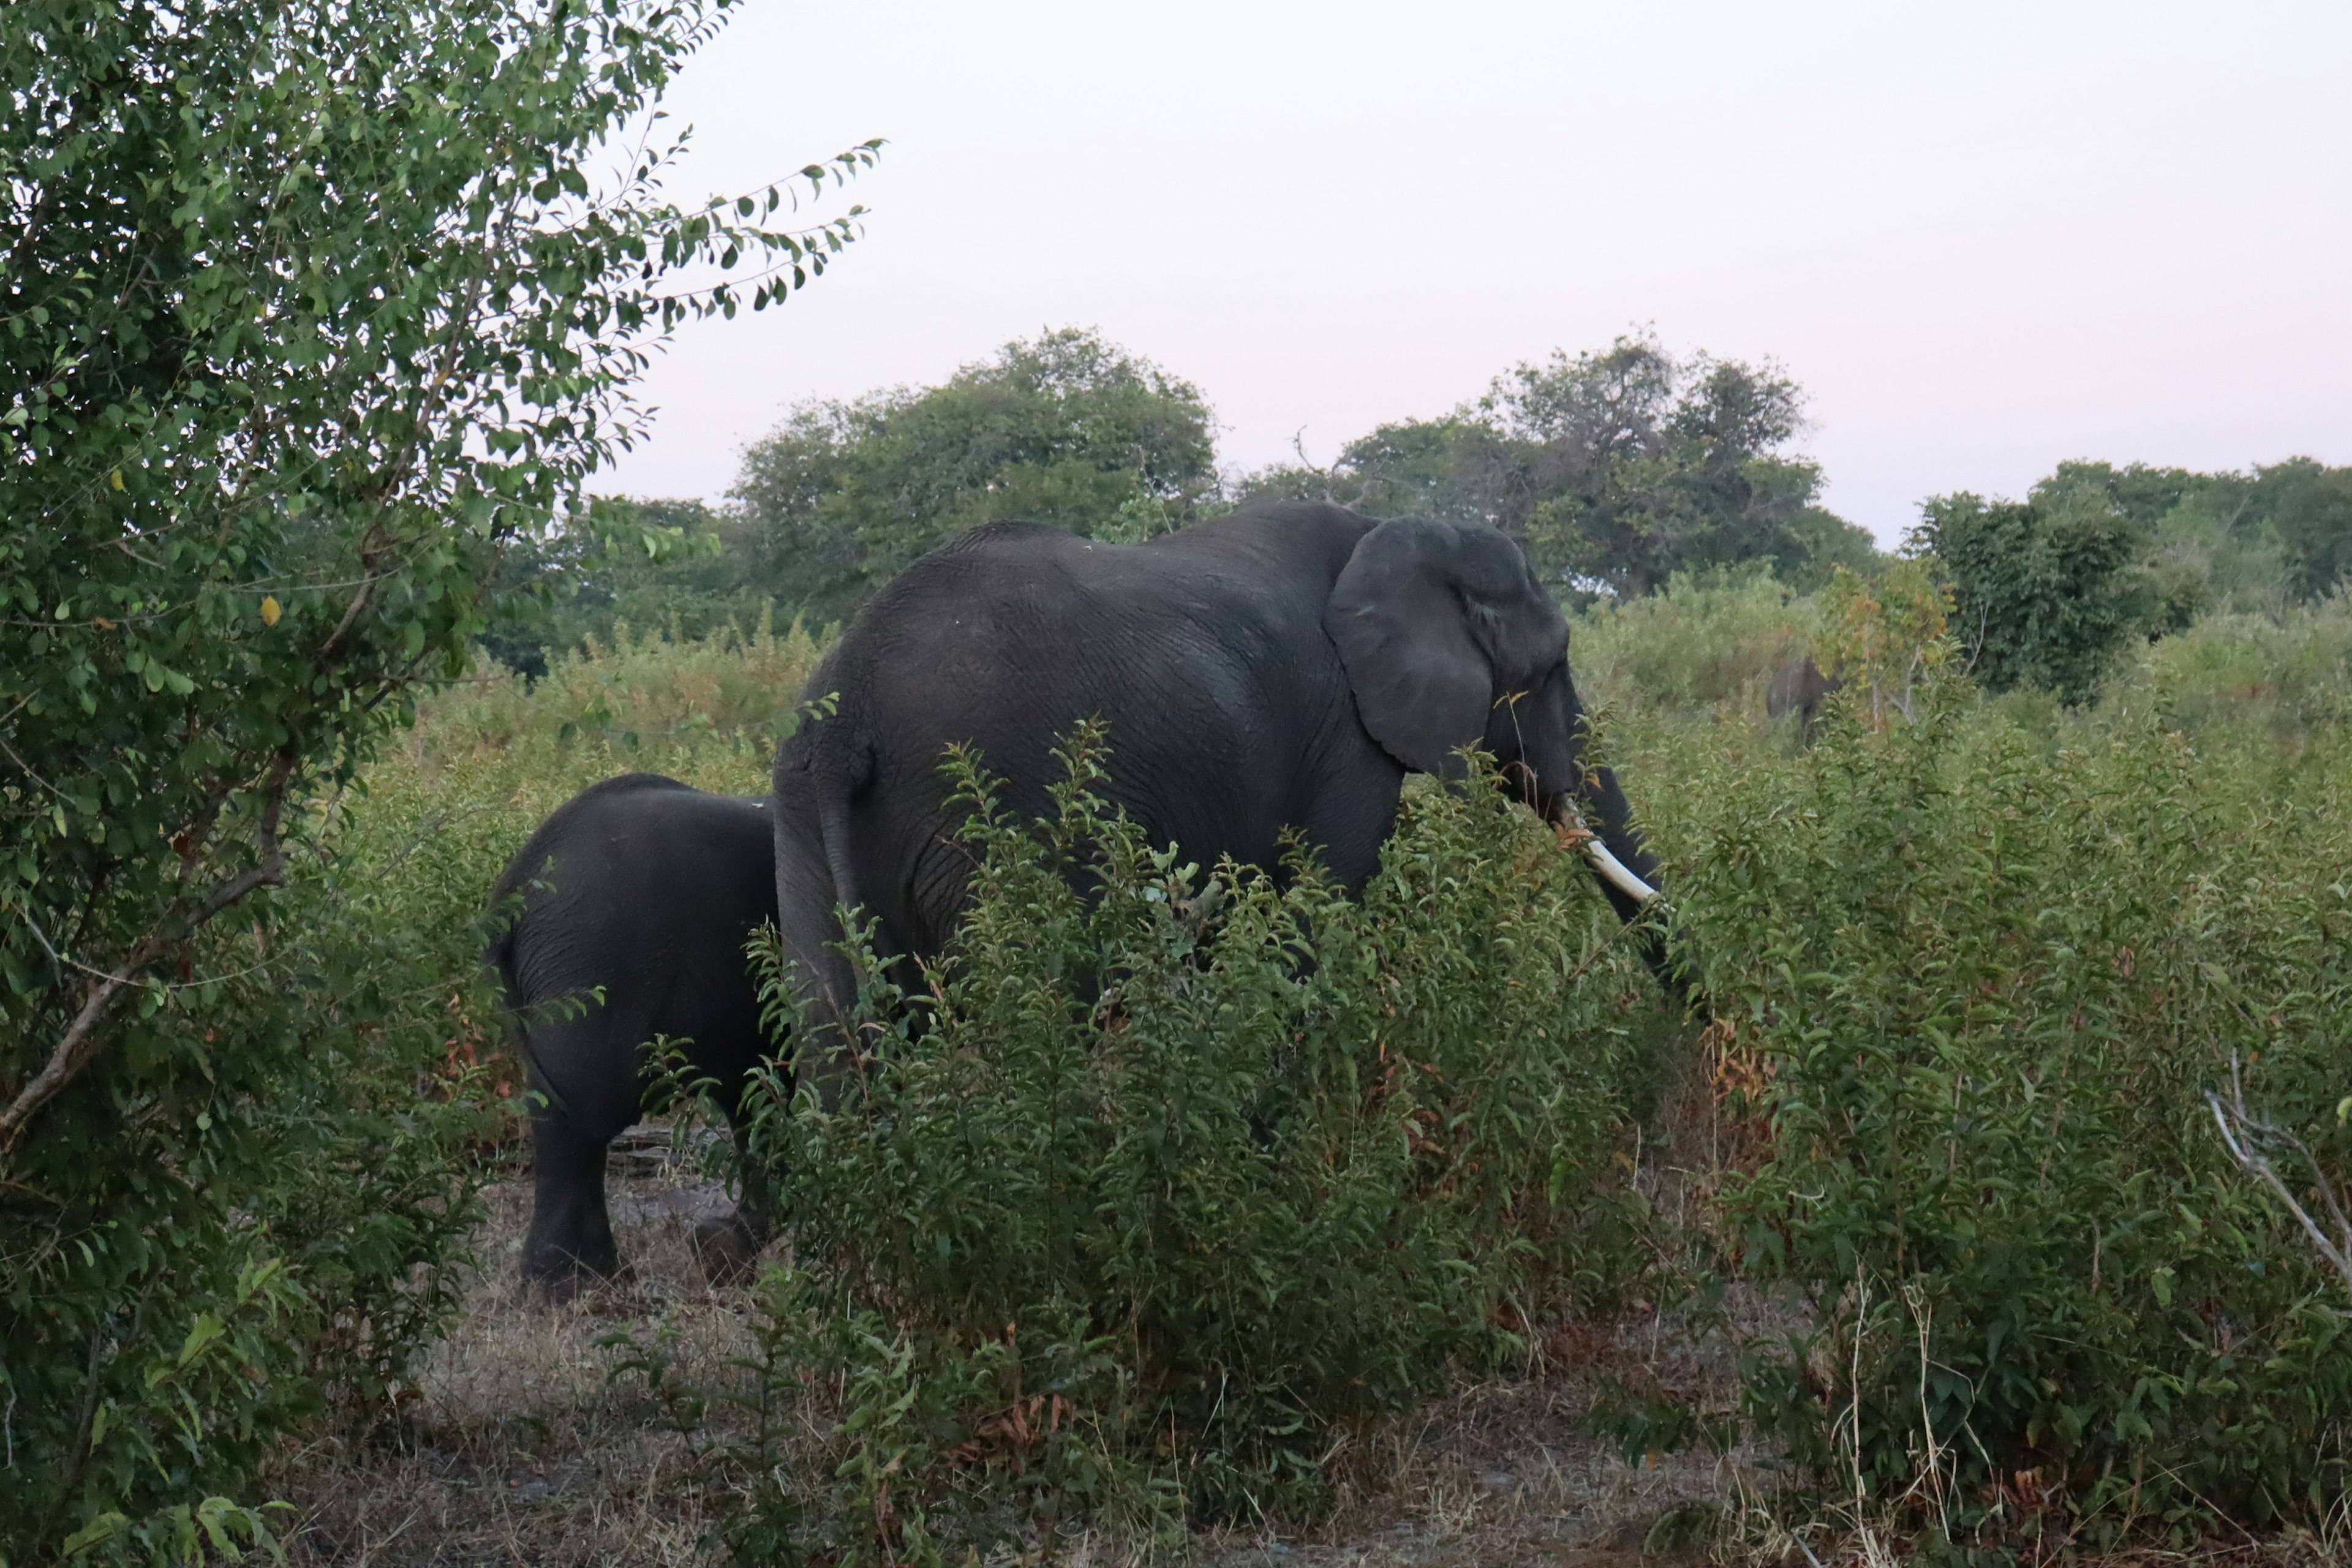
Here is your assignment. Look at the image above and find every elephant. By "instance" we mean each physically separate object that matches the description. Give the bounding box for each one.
[771,499,1664,1064]
[1766,654,1842,740]
[485,774,780,1297]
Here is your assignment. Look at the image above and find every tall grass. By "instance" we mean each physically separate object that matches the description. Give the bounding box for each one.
[655,735,1672,1562]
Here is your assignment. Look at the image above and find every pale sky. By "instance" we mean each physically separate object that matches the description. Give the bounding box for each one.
[600,0,2352,545]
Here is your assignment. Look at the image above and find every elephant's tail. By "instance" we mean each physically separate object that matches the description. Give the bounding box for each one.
[772,722,874,1044]
[818,791,867,926]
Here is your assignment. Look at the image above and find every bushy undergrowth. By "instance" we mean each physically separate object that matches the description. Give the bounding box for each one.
[8,622,815,1562]
[1634,673,2352,1544]
[1,870,498,1563]
[671,734,1668,1561]
[1568,567,1817,715]
[421,611,829,783]
[2119,594,2352,742]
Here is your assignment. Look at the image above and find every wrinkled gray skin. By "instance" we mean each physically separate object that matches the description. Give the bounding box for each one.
[771,500,1664,1072]
[486,775,780,1297]
[1766,654,1842,741]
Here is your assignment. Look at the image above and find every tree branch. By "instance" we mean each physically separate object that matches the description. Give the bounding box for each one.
[0,753,295,1158]
[2207,1054,2352,1308]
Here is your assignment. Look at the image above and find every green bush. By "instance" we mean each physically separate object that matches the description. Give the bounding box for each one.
[1642,674,2352,1539]
[1567,567,1816,715]
[0,0,869,1550]
[688,734,1667,1559]
[2119,597,2352,745]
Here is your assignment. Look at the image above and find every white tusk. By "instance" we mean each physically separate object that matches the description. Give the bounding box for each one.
[1586,840,1660,905]
[1554,801,1661,905]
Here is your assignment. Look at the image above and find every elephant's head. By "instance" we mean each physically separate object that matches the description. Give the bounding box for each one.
[1323,516,1662,917]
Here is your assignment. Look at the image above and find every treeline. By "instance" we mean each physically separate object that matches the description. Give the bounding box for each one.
[1923,458,2352,701]
[496,328,2352,703]
[486,326,1887,668]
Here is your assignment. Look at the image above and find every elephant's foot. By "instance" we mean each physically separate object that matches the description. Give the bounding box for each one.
[519,1229,631,1304]
[521,1251,635,1305]
[692,1209,770,1287]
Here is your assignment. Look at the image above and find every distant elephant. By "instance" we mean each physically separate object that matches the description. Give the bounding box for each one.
[771,500,1664,1066]
[1766,654,1842,739]
[486,774,780,1297]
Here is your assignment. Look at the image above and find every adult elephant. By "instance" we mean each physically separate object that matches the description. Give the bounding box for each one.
[771,500,1662,1058]
[486,774,780,1297]
[1766,653,1842,741]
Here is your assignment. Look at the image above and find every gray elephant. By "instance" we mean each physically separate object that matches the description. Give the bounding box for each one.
[486,774,780,1296]
[771,500,1664,1061]
[1766,654,1842,740]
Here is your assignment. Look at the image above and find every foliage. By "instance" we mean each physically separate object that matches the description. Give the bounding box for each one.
[1915,458,2352,709]
[680,734,1664,1560]
[1564,567,1817,715]
[728,328,1219,624]
[1241,330,1880,598]
[0,0,870,1553]
[479,496,776,677]
[2117,595,2352,745]
[1637,674,2352,1540]
[1814,558,1953,728]
[1912,487,2158,703]
[2256,458,2352,606]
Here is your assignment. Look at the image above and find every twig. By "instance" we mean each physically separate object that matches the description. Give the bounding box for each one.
[2206,1054,2352,1306]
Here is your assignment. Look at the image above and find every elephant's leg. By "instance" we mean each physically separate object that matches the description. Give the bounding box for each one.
[520,1112,625,1297]
[692,1106,778,1287]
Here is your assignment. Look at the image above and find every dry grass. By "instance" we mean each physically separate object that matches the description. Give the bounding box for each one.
[266,1129,1748,1567]
[272,1150,763,1567]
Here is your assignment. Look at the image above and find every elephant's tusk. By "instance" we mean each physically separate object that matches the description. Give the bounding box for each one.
[1552,802,1661,905]
[1586,839,1661,906]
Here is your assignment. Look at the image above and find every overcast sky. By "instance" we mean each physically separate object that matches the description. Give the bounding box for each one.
[598,0,2351,544]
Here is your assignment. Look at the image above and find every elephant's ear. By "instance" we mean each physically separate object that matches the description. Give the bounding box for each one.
[1324,518,1492,778]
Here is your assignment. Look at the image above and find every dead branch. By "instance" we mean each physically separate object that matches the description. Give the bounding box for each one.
[2207,1053,2352,1308]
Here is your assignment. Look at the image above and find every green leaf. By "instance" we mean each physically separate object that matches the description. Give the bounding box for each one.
[61,1513,127,1557]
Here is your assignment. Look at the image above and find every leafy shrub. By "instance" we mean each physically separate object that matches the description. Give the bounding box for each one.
[1914,488,2158,703]
[694,733,1666,1559]
[1645,674,2352,1539]
[2120,597,2352,745]
[0,0,869,1550]
[1567,566,1817,714]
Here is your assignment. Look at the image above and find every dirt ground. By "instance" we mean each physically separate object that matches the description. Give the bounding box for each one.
[268,1131,1747,1567]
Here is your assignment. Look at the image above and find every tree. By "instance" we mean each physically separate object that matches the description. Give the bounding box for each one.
[482,496,763,674]
[0,0,872,1552]
[2254,458,2352,604]
[1238,331,1877,598]
[1242,416,1534,531]
[1912,489,2155,703]
[730,328,1218,624]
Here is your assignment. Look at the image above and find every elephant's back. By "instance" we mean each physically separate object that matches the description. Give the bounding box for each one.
[802,510,1377,950]
[494,780,776,1012]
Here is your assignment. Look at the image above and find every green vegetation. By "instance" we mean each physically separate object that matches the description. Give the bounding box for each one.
[7,4,2349,1550]
[665,734,1665,1558]
[731,328,1218,624]
[484,330,1218,658]
[0,0,865,1555]
[490,328,1883,672]
[1237,330,1882,598]
[1639,673,2351,1535]
[1917,458,2352,704]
